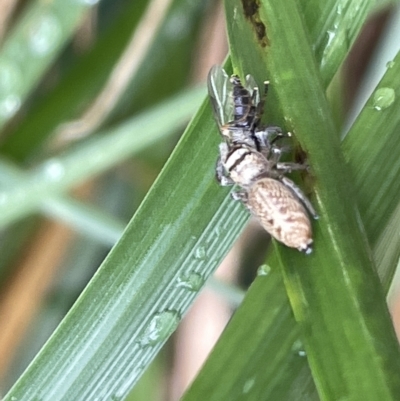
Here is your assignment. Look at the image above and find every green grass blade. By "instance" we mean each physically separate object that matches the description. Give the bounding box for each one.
[183,270,316,401]
[1,0,206,162]
[0,0,96,127]
[0,86,204,228]
[343,52,400,293]
[220,1,400,400]
[0,159,125,245]
[4,2,400,400]
[302,0,375,87]
[2,93,250,400]
[0,0,149,161]
[343,53,400,250]
[183,48,400,401]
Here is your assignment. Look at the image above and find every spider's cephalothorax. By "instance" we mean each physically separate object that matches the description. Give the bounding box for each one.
[207,66,318,253]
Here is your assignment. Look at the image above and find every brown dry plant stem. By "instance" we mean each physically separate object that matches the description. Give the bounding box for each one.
[53,0,173,145]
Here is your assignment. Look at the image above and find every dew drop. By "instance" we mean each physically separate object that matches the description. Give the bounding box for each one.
[257,264,271,276]
[325,30,335,47]
[77,0,100,5]
[292,339,306,356]
[0,192,10,206]
[164,10,190,38]
[112,376,140,401]
[386,60,395,69]
[40,159,66,181]
[28,14,62,56]
[320,29,347,68]
[336,2,343,14]
[373,87,395,111]
[177,272,204,291]
[0,60,22,118]
[214,225,222,237]
[0,95,21,118]
[0,61,22,92]
[242,377,255,394]
[194,246,207,260]
[139,310,180,346]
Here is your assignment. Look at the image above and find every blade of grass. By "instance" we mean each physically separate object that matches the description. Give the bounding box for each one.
[183,49,400,400]
[343,52,400,258]
[0,160,125,246]
[0,0,149,161]
[0,85,204,228]
[3,1,400,398]
[1,0,207,162]
[0,0,97,127]
[303,0,375,87]
[225,1,400,400]
[183,268,318,401]
[2,90,252,400]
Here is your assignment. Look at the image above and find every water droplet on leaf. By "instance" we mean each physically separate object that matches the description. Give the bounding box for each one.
[29,14,62,56]
[0,95,21,118]
[139,310,180,346]
[78,0,100,5]
[177,272,204,291]
[242,378,255,394]
[386,60,395,69]
[292,339,306,356]
[0,61,22,92]
[373,87,395,111]
[41,159,66,180]
[257,264,271,276]
[195,246,207,260]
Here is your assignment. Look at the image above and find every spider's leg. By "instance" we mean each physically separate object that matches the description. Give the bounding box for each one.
[255,80,269,118]
[216,142,235,186]
[248,81,267,132]
[276,161,309,174]
[254,126,286,156]
[231,189,249,205]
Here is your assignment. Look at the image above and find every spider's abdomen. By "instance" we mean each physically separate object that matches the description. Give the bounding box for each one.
[247,178,313,253]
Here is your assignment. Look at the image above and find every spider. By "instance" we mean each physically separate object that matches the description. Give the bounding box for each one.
[208,65,317,253]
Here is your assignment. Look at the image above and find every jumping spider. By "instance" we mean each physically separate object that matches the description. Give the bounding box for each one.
[207,65,317,253]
